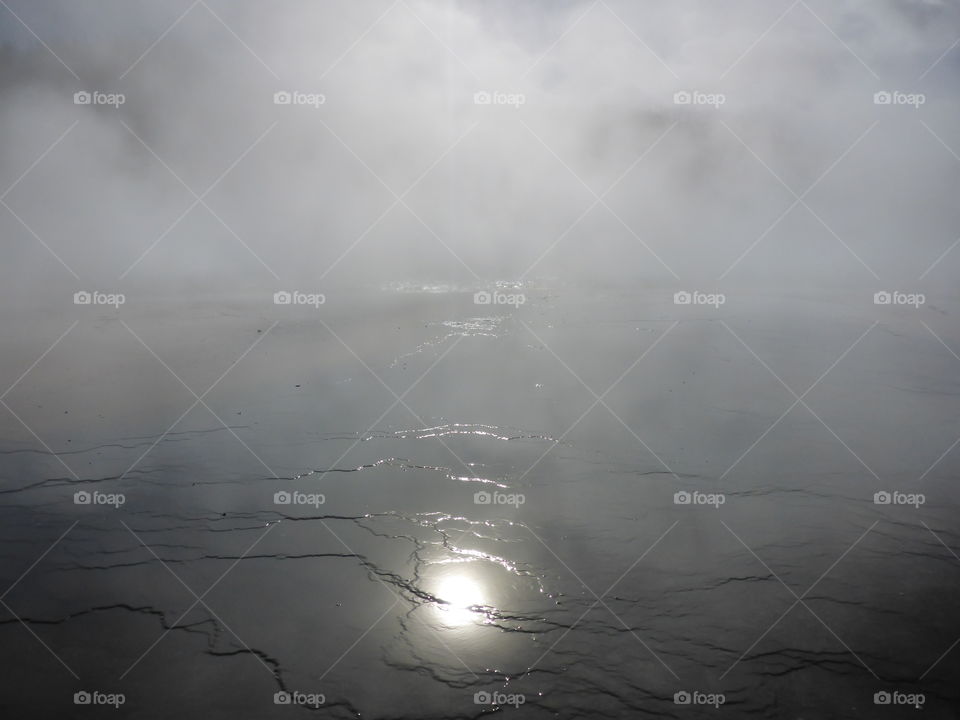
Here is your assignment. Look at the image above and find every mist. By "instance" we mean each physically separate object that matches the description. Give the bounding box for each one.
[3,2,960,718]
[2,0,957,299]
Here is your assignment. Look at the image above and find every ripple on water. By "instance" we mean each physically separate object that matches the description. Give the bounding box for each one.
[390,316,506,367]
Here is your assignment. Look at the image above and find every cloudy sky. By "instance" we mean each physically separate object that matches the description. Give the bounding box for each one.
[1,0,958,301]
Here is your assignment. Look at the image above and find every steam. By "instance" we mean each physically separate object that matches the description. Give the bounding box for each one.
[1,0,958,299]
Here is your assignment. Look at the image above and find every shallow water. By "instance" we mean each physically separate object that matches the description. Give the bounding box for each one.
[2,282,960,718]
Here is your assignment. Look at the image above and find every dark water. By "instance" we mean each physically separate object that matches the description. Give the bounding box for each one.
[2,282,960,718]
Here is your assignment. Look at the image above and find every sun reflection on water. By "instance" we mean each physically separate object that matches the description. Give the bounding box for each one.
[435,574,487,626]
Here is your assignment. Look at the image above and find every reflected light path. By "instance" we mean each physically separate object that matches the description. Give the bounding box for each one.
[435,573,488,626]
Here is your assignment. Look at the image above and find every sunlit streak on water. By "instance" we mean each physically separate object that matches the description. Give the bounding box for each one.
[434,572,489,626]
